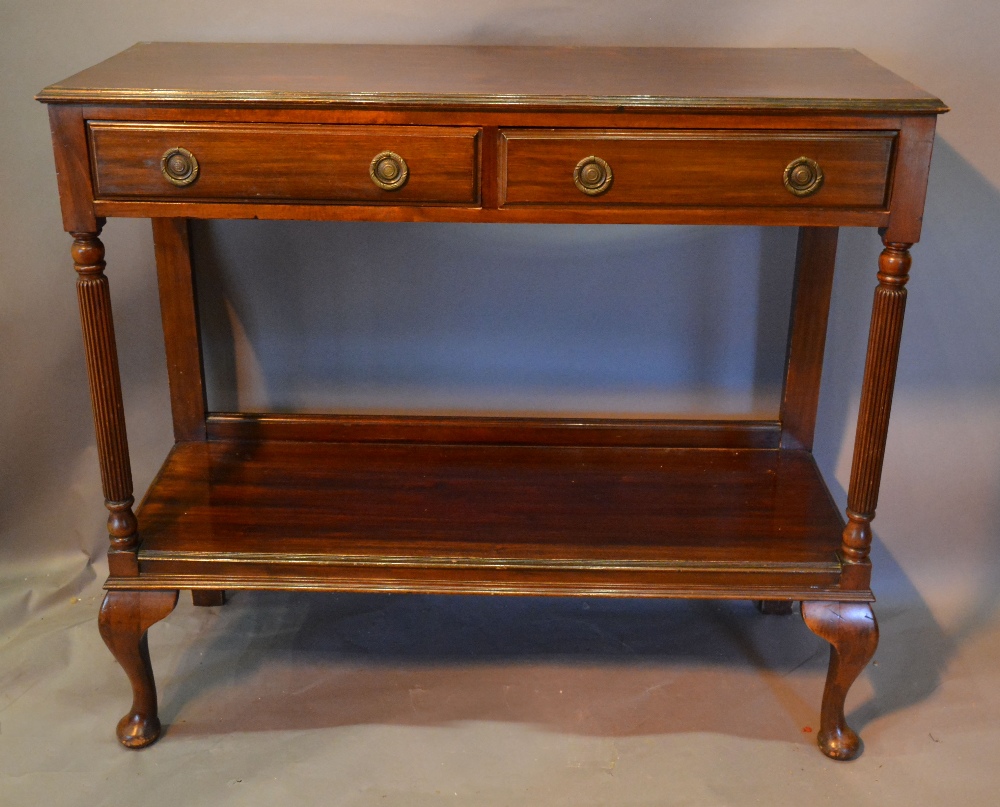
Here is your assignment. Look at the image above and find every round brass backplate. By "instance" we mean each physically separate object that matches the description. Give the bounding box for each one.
[783,156,824,197]
[369,151,409,191]
[573,156,613,196]
[160,147,199,187]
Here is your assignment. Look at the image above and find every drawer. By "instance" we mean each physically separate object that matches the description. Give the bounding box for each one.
[501,130,894,208]
[88,122,480,205]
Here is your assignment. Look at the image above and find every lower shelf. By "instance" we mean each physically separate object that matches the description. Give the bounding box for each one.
[115,440,866,600]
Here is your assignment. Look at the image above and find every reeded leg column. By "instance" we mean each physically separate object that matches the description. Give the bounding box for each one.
[99,590,179,747]
[840,240,911,581]
[802,240,911,759]
[72,226,139,574]
[73,228,180,746]
[801,601,879,760]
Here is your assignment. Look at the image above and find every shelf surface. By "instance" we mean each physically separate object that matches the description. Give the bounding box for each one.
[124,441,859,600]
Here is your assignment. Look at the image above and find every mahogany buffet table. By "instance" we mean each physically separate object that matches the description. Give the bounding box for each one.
[37,44,946,759]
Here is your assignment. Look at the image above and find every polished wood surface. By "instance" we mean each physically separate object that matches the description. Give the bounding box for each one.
[839,241,912,585]
[501,130,893,209]
[72,228,138,577]
[152,218,206,442]
[801,601,880,760]
[47,106,99,231]
[38,44,945,113]
[98,589,178,748]
[38,44,944,756]
[204,413,782,449]
[119,441,850,599]
[89,198,894,228]
[91,122,480,204]
[779,227,839,450]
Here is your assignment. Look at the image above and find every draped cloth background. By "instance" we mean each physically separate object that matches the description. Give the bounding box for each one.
[2,2,999,803]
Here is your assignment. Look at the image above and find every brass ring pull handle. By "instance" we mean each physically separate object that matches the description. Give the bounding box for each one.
[573,155,613,196]
[369,151,409,191]
[783,156,824,197]
[160,147,199,187]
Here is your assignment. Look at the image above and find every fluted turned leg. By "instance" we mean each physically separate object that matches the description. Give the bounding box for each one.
[98,590,179,748]
[72,226,139,577]
[798,240,910,760]
[801,601,879,760]
[840,241,912,581]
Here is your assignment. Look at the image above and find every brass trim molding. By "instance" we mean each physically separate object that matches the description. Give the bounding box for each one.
[106,575,871,601]
[138,547,842,573]
[34,86,951,114]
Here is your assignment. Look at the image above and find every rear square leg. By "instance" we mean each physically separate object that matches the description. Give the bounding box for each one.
[754,600,794,615]
[192,589,226,607]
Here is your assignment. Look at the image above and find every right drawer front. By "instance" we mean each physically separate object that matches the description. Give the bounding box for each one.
[501,130,895,208]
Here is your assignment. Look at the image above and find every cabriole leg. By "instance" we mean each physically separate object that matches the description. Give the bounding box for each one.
[801,241,907,759]
[800,601,879,760]
[98,590,179,748]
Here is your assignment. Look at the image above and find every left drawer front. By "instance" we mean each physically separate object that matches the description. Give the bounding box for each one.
[89,123,480,205]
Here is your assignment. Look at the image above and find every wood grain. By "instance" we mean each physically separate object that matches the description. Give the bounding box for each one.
[205,413,781,449]
[883,115,939,243]
[841,242,911,564]
[122,441,857,600]
[90,122,479,205]
[38,44,946,114]
[780,227,839,450]
[72,229,138,574]
[98,589,179,748]
[47,106,98,232]
[152,218,207,442]
[91,198,892,227]
[501,130,893,209]
[801,601,879,760]
[73,103,917,132]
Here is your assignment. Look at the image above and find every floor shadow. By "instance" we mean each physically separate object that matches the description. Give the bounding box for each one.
[157,593,830,743]
[845,537,954,735]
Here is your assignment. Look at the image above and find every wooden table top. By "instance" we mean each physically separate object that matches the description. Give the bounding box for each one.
[37,43,946,113]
